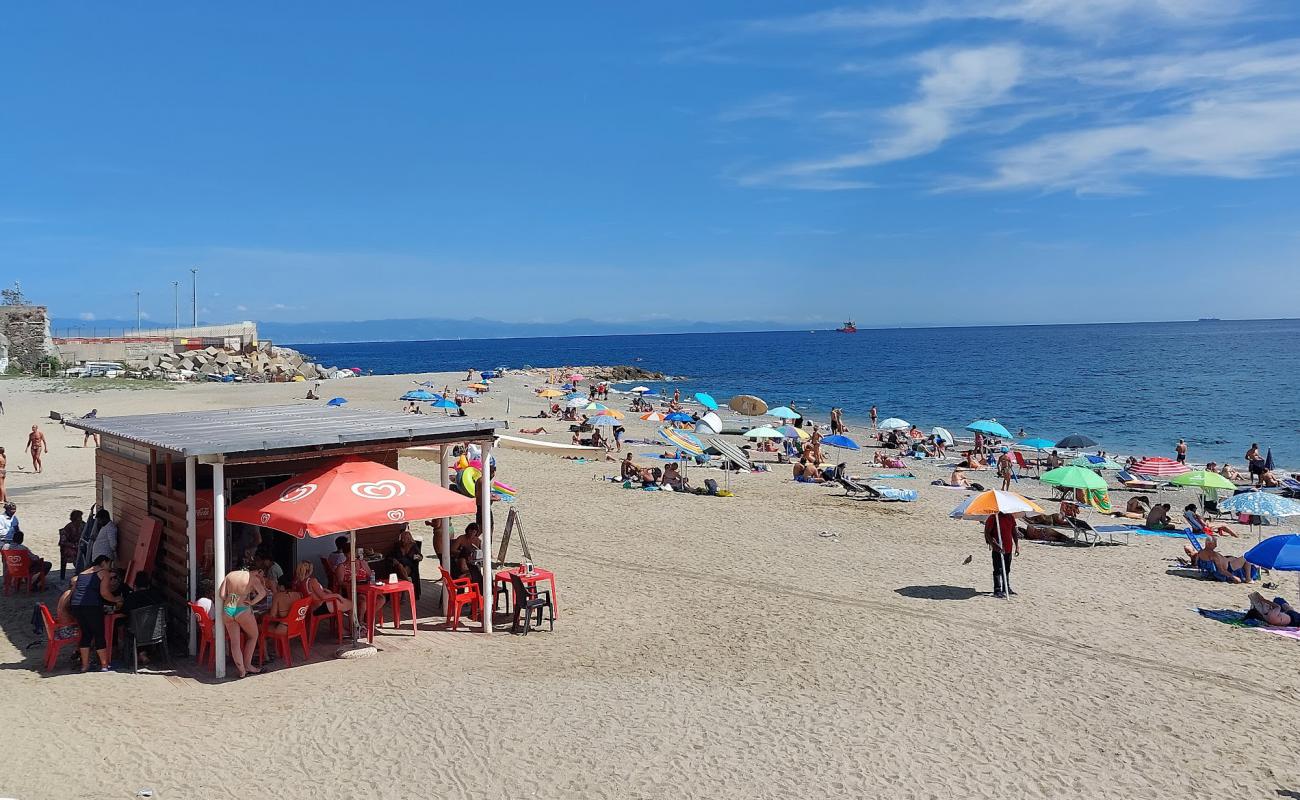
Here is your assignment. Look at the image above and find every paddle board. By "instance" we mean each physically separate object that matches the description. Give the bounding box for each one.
[496,434,604,457]
[729,395,768,416]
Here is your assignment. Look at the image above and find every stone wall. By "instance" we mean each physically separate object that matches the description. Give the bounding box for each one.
[0,305,59,372]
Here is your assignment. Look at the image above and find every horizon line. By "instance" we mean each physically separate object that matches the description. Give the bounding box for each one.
[280,316,1298,347]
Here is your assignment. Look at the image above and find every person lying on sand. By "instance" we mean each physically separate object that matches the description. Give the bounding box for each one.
[1182,537,1255,583]
[1108,495,1150,520]
[1183,503,1239,537]
[1245,592,1300,627]
[518,427,548,435]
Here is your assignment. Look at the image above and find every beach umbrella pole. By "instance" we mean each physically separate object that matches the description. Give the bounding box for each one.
[350,530,359,641]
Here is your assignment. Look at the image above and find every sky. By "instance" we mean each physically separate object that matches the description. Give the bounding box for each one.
[3,1,1300,329]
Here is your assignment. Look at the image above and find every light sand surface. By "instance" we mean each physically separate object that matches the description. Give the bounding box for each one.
[1,371,1296,799]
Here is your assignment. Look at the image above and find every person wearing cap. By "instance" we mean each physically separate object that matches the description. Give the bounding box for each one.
[0,502,18,543]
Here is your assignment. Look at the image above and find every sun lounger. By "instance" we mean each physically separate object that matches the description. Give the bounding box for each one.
[1282,478,1300,499]
[1066,517,1129,546]
[1116,470,1161,491]
[836,471,917,502]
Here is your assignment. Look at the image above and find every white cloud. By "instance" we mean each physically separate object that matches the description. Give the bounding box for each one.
[748,0,1254,37]
[235,304,248,312]
[738,45,1023,188]
[78,312,95,321]
[976,97,1300,192]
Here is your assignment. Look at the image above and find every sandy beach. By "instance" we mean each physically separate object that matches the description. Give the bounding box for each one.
[2,371,1298,799]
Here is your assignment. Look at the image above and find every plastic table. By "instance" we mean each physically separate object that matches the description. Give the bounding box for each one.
[355,580,417,643]
[493,567,559,619]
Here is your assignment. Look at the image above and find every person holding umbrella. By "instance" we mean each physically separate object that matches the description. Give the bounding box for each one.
[985,511,1020,598]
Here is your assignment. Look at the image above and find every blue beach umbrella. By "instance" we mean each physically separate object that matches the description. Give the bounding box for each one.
[401,389,436,402]
[1218,491,1300,519]
[589,415,619,427]
[1245,534,1300,595]
[480,370,498,379]
[432,397,458,409]
[768,406,801,420]
[822,434,860,451]
[694,392,719,410]
[664,412,694,422]
[1018,438,1055,451]
[326,397,347,407]
[966,419,1011,438]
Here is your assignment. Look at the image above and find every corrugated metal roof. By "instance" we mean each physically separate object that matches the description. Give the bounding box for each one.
[65,405,500,458]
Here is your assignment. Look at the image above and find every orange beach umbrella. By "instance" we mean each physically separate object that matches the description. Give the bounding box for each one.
[949,490,1043,520]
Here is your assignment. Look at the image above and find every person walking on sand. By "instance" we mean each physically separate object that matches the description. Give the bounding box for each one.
[26,425,47,473]
[983,511,1020,599]
[1176,439,1188,464]
[0,446,7,503]
[997,448,1014,491]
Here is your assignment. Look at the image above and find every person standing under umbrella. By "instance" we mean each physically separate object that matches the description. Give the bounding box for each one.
[983,511,1019,598]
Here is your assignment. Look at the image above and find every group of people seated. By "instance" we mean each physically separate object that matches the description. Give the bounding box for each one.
[618,453,690,491]
[52,559,164,672]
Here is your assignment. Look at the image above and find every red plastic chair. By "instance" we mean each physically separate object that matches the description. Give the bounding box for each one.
[39,603,80,671]
[308,595,346,648]
[188,601,215,670]
[258,597,314,668]
[3,550,32,595]
[439,566,481,631]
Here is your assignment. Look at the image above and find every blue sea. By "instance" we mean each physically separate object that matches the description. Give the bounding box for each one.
[295,319,1300,466]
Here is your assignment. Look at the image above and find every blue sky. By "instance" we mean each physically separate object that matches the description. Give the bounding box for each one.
[3,1,1299,328]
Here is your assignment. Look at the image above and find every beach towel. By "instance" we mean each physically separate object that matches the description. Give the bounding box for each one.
[873,473,915,479]
[1195,608,1256,627]
[1086,489,1113,513]
[871,486,918,502]
[1095,524,1188,539]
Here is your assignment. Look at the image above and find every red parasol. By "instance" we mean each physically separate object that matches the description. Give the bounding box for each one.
[1130,456,1190,478]
[227,455,476,537]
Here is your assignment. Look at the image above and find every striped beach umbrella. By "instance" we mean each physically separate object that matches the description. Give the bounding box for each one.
[640,412,665,422]
[1131,457,1190,477]
[657,427,705,456]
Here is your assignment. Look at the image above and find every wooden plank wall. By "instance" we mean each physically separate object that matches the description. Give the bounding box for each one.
[96,449,150,572]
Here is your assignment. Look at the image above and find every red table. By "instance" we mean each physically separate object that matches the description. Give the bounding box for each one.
[493,567,559,620]
[355,580,417,643]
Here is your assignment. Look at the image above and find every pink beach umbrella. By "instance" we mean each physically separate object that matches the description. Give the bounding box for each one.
[1131,456,1190,478]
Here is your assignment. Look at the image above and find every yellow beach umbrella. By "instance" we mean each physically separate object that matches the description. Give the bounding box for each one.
[596,408,625,419]
[538,388,565,399]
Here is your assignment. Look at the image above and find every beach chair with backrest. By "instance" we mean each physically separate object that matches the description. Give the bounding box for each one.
[1282,477,1300,499]
[1116,470,1161,492]
[125,604,171,674]
[38,603,80,672]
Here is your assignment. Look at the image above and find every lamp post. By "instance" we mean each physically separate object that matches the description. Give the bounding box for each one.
[172,280,179,333]
[190,267,198,330]
[134,290,142,334]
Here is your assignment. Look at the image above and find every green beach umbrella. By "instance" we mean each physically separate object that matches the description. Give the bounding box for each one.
[1041,466,1107,491]
[1170,470,1235,491]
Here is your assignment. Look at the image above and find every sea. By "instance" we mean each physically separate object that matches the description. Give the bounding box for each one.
[294,319,1300,467]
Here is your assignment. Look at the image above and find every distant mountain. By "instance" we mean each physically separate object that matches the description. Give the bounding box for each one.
[252,317,821,344]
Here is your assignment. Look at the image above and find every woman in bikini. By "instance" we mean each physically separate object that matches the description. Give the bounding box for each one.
[218,565,268,677]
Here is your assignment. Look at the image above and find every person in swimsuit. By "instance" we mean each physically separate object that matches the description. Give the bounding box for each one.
[217,565,268,678]
[265,576,304,635]
[69,555,121,671]
[1246,592,1300,627]
[0,446,7,503]
[293,559,352,622]
[26,425,47,473]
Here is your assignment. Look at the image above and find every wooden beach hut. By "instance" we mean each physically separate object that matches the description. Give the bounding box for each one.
[68,405,500,678]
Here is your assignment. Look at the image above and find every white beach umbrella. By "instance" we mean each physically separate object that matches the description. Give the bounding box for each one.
[878,417,910,431]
